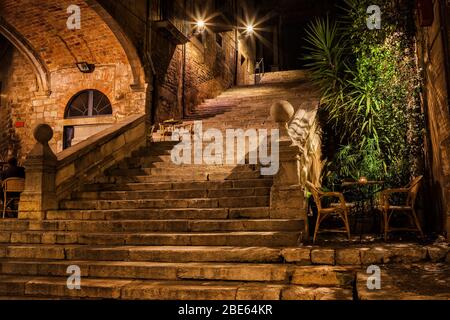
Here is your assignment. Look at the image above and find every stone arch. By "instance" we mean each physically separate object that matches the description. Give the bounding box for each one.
[0,18,51,96]
[84,0,147,90]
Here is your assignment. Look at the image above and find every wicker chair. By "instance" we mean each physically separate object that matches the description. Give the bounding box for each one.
[306,181,352,243]
[2,177,25,218]
[380,176,424,240]
[147,124,156,143]
[159,123,171,141]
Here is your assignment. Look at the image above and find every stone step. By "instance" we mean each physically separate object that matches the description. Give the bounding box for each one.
[71,187,271,200]
[133,141,280,153]
[127,152,276,164]
[184,109,226,116]
[1,231,301,246]
[120,162,259,171]
[45,207,271,221]
[93,171,263,183]
[119,157,258,167]
[139,140,278,152]
[81,178,273,192]
[180,122,278,129]
[187,111,270,119]
[105,167,260,177]
[187,112,270,119]
[0,219,303,233]
[60,196,269,210]
[1,243,444,264]
[133,145,243,157]
[0,245,282,262]
[184,114,270,121]
[0,260,354,286]
[0,275,353,300]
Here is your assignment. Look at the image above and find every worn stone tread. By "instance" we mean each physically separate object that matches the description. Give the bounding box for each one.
[0,275,353,300]
[1,230,302,246]
[0,259,355,285]
[0,219,304,232]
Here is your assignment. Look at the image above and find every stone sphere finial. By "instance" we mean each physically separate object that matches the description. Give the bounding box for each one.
[270,100,294,123]
[34,124,53,144]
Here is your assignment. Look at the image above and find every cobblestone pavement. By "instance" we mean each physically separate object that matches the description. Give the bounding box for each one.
[357,263,450,300]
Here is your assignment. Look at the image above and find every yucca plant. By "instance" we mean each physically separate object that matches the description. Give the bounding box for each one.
[303,17,348,102]
[304,0,424,187]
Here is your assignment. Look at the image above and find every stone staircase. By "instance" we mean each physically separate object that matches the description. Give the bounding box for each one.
[0,71,448,300]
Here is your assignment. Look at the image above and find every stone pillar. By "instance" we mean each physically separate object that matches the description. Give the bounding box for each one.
[269,101,307,237]
[18,124,58,220]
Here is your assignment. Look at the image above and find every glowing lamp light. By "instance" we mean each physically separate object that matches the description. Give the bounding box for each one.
[246,25,254,34]
[196,20,205,28]
[195,19,206,33]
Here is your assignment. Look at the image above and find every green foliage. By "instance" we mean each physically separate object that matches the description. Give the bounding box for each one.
[305,0,424,188]
[304,17,347,103]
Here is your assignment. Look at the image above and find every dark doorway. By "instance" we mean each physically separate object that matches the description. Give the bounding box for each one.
[63,126,75,150]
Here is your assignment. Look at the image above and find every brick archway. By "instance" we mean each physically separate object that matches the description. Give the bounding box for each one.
[0,17,51,96]
[0,0,143,87]
[84,0,146,89]
[0,0,147,155]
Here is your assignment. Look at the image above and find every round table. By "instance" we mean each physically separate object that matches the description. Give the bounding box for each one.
[341,180,385,239]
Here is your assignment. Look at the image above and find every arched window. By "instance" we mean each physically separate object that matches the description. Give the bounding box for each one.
[65,89,112,118]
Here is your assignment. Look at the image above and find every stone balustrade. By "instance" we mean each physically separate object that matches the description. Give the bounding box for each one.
[269,100,321,240]
[18,114,147,220]
[288,107,322,187]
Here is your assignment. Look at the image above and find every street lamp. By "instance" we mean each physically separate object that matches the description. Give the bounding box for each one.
[75,62,95,73]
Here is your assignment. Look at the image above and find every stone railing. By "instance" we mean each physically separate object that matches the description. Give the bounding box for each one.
[18,114,147,220]
[269,100,321,241]
[288,106,322,187]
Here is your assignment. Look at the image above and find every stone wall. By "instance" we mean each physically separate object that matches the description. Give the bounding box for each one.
[0,45,37,162]
[416,0,450,237]
[151,0,256,123]
[0,41,24,161]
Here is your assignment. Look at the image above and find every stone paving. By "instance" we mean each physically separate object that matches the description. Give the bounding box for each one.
[357,263,450,300]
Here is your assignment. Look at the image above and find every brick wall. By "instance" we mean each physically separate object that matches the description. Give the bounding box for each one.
[416,0,450,237]
[0,0,146,158]
[0,45,37,162]
[0,40,21,161]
